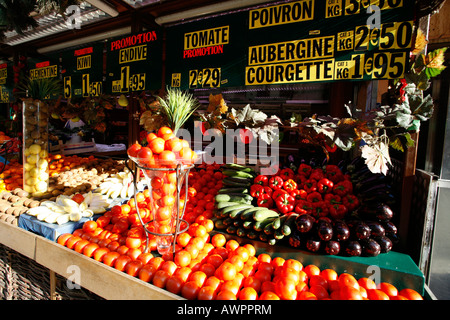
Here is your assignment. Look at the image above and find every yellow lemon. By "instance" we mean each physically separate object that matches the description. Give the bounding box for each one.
[38,172,49,181]
[23,162,33,171]
[27,176,38,186]
[37,159,48,169]
[29,144,42,155]
[23,148,30,157]
[35,181,48,192]
[39,149,48,158]
[23,185,33,193]
[29,167,39,177]
[27,154,39,165]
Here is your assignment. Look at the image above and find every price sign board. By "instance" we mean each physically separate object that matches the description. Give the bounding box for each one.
[0,62,13,103]
[27,56,61,99]
[105,30,163,93]
[165,0,415,89]
[61,43,104,98]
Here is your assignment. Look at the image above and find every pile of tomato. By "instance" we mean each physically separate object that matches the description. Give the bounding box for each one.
[251,164,359,220]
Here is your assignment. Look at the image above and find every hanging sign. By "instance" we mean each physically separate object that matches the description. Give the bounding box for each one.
[165,0,415,89]
[61,43,104,98]
[0,62,13,103]
[105,30,163,93]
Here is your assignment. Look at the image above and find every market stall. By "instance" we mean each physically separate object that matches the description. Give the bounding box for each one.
[0,0,448,301]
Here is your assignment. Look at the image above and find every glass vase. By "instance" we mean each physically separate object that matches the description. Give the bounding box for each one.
[22,98,49,196]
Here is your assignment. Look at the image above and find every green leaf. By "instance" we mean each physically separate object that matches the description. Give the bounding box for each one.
[389,137,404,152]
[395,111,413,129]
[412,94,434,120]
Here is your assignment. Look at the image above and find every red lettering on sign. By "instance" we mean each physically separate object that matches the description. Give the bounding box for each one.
[183,45,224,58]
[110,31,157,51]
[36,61,50,68]
[74,47,94,56]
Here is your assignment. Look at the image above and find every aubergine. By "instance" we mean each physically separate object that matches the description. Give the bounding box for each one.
[317,220,333,241]
[295,214,315,233]
[366,221,386,238]
[354,174,387,192]
[353,221,371,240]
[362,238,381,257]
[324,240,340,255]
[383,221,398,235]
[376,236,393,253]
[306,238,321,252]
[358,203,394,222]
[345,240,362,256]
[333,220,351,241]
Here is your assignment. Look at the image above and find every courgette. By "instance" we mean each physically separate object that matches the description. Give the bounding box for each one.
[281,213,298,236]
[272,214,288,230]
[214,219,227,230]
[222,177,252,187]
[220,203,253,216]
[215,194,253,203]
[224,163,255,173]
[216,201,242,209]
[253,209,279,222]
[253,216,277,232]
[222,170,255,179]
[240,207,267,221]
[236,227,247,238]
[226,225,237,234]
[217,187,249,194]
[246,230,259,240]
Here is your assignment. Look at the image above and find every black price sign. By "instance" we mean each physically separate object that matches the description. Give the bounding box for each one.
[105,30,163,93]
[61,44,104,98]
[165,0,415,89]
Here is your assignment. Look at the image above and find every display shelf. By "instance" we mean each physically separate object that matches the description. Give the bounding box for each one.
[220,231,426,295]
[0,219,182,300]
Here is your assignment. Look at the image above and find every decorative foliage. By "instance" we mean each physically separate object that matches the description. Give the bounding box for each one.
[156,87,200,134]
[15,76,62,100]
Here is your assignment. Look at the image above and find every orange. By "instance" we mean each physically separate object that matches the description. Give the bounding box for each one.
[303,264,321,278]
[211,233,226,248]
[158,126,173,138]
[379,282,398,297]
[149,137,165,154]
[216,290,237,300]
[215,261,237,281]
[358,277,377,290]
[398,288,423,300]
[309,285,329,300]
[239,287,258,300]
[340,285,363,300]
[338,273,360,290]
[367,289,390,300]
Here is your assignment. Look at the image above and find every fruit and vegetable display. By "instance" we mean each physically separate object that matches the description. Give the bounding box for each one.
[56,162,423,300]
[212,158,396,257]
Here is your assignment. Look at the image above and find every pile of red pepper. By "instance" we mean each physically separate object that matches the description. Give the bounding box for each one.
[251,164,360,220]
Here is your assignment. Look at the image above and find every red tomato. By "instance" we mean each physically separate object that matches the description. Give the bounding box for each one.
[82,220,97,233]
[137,147,153,160]
[127,143,141,157]
[82,243,99,258]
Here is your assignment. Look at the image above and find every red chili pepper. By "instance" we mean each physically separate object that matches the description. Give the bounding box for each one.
[275,193,295,214]
[329,203,348,220]
[297,164,312,177]
[254,174,269,186]
[303,179,317,193]
[283,179,297,192]
[324,193,341,205]
[312,201,329,218]
[332,180,353,197]
[317,178,334,194]
[279,168,295,181]
[269,176,284,190]
[342,194,360,211]
[263,186,273,197]
[290,189,307,201]
[257,194,274,208]
[250,184,264,198]
[306,191,322,203]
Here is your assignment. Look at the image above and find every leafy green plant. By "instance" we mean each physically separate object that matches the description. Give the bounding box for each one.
[156,87,200,134]
[16,77,62,100]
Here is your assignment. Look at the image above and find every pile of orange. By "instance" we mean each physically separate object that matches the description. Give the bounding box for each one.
[0,154,99,192]
[127,126,198,168]
[48,154,96,177]
[0,159,23,192]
